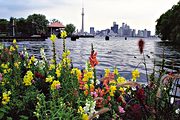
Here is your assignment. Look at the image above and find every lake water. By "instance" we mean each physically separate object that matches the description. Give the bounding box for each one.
[2,37,180,83]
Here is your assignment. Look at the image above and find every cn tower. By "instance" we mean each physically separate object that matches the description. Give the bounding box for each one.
[81,7,84,34]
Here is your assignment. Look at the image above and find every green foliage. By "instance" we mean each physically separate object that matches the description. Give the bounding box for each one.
[27,14,49,35]
[15,18,30,36]
[34,93,81,120]
[156,1,180,43]
[0,14,49,37]
[50,19,60,23]
[0,19,9,34]
[64,24,76,36]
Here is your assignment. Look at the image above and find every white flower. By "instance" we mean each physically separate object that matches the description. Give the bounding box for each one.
[83,102,90,113]
[163,87,167,91]
[131,87,136,91]
[90,79,94,84]
[170,97,175,104]
[38,60,46,69]
[96,79,100,85]
[40,48,47,61]
[175,108,180,114]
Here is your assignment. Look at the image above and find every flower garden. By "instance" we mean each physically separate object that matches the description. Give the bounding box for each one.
[0,31,179,120]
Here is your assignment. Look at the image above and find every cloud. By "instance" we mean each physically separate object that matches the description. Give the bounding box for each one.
[0,0,70,19]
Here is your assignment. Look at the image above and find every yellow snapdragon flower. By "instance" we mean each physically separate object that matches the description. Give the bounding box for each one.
[84,84,89,90]
[82,113,89,120]
[82,71,94,82]
[104,68,110,77]
[62,50,71,58]
[71,68,82,80]
[109,85,117,96]
[10,46,15,51]
[45,75,54,83]
[51,80,60,90]
[55,69,61,78]
[49,64,55,70]
[132,69,140,81]
[113,68,119,75]
[62,58,71,66]
[117,77,126,84]
[14,62,20,69]
[23,71,33,86]
[1,63,9,69]
[61,31,67,39]
[119,87,125,94]
[50,34,57,42]
[3,69,11,74]
[30,55,36,62]
[87,71,93,79]
[13,39,17,44]
[78,106,84,114]
[2,91,11,105]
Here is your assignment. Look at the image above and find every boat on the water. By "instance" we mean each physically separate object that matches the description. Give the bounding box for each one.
[71,35,79,41]
[105,36,109,40]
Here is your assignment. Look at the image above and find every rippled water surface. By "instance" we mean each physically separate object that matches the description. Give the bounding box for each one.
[3,37,180,83]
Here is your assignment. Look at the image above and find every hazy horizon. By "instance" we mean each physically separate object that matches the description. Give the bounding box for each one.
[0,0,179,34]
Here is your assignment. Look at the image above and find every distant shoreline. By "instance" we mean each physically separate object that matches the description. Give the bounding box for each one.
[0,36,47,42]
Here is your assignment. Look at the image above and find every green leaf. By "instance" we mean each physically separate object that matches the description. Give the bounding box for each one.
[0,107,7,113]
[7,117,13,120]
[0,112,4,119]
[20,115,29,120]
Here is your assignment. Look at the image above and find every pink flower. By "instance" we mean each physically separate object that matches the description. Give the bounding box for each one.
[91,91,98,97]
[0,73,2,82]
[118,106,125,113]
[56,84,61,89]
[32,80,35,84]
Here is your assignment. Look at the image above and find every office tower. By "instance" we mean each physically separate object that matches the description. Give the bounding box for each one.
[90,27,95,35]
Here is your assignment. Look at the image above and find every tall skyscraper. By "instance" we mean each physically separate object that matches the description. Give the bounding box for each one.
[81,8,84,34]
[90,27,95,35]
[111,22,118,34]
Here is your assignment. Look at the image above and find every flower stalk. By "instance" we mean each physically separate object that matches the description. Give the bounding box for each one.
[138,39,148,83]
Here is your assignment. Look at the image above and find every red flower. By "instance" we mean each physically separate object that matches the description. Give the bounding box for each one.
[89,50,99,68]
[130,104,143,119]
[136,88,146,102]
[138,39,144,54]
[35,72,45,79]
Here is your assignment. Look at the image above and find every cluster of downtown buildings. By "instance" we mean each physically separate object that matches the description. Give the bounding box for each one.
[89,22,151,37]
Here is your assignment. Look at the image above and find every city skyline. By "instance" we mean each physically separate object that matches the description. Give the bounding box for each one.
[0,0,179,35]
[94,22,152,38]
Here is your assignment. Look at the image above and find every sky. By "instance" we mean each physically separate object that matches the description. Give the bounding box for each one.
[0,0,179,35]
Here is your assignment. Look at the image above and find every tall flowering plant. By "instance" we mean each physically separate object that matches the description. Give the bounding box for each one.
[138,39,148,83]
[89,43,99,86]
[50,34,57,70]
[61,31,67,52]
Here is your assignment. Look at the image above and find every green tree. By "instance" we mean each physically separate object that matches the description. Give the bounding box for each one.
[50,19,60,23]
[0,19,9,35]
[16,18,29,36]
[156,1,180,43]
[64,24,76,36]
[27,14,49,35]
